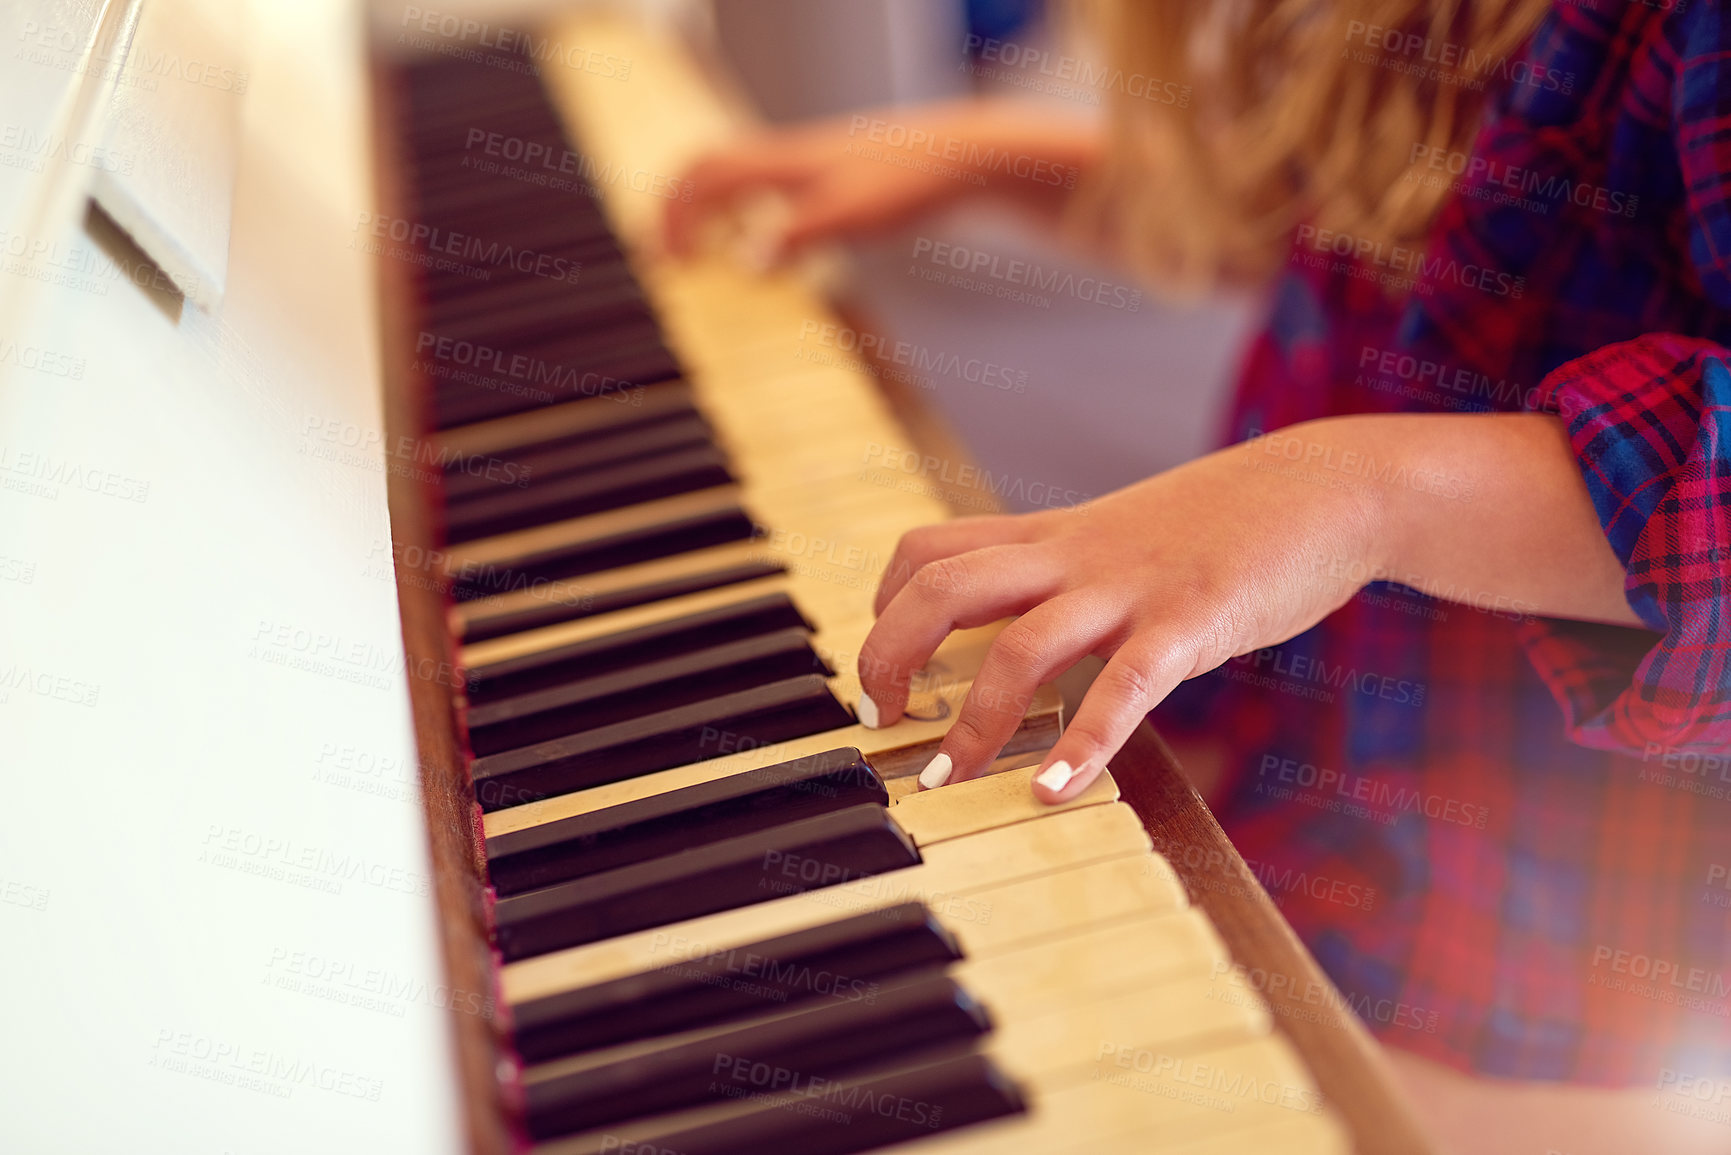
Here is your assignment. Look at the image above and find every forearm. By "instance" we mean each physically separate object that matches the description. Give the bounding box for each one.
[901,98,1105,215]
[1258,413,1644,629]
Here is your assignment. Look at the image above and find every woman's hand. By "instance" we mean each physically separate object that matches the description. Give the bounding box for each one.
[855,424,1392,803]
[663,101,1102,262]
[857,412,1644,804]
[663,117,962,262]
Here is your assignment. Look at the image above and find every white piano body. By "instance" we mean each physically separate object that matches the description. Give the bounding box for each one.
[0,0,463,1149]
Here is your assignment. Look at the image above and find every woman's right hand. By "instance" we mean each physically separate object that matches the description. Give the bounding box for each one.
[662,111,969,262]
[662,101,1100,263]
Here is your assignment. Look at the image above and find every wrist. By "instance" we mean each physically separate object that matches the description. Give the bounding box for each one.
[1253,416,1408,586]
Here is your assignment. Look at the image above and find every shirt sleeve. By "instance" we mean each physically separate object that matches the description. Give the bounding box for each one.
[1520,333,1731,755]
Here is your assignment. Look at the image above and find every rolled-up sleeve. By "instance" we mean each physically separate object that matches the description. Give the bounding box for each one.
[1520,334,1731,754]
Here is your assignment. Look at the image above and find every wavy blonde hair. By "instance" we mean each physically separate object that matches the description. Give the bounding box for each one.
[1073,0,1553,288]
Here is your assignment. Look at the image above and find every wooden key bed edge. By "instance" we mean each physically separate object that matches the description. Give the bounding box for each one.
[1109,721,1440,1155]
[369,48,519,1155]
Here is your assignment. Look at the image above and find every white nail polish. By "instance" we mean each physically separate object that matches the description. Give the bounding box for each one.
[919,753,953,790]
[857,692,881,730]
[1035,760,1076,793]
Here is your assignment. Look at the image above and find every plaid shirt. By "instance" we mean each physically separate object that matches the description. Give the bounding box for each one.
[1157,0,1731,1083]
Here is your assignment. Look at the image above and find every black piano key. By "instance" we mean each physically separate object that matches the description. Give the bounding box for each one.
[466,628,825,758]
[464,592,812,702]
[412,194,621,247]
[430,273,650,345]
[449,502,756,602]
[410,174,611,229]
[424,311,661,365]
[443,377,696,454]
[492,804,921,959]
[459,559,785,644]
[426,328,673,410]
[405,97,562,139]
[510,903,963,1062]
[472,674,855,811]
[525,974,991,1140]
[434,344,682,427]
[607,1051,1026,1155]
[444,444,734,543]
[424,261,641,329]
[422,261,630,323]
[484,746,883,893]
[441,411,713,502]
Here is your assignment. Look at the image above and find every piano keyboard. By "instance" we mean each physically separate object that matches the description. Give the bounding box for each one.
[377,15,1351,1155]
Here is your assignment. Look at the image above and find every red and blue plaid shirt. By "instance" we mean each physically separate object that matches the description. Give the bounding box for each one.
[1157,0,1731,1083]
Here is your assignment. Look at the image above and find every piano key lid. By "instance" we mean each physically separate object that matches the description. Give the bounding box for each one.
[86,0,242,310]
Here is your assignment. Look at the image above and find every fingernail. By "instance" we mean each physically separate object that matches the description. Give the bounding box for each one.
[919,752,953,790]
[856,692,881,730]
[1034,760,1076,794]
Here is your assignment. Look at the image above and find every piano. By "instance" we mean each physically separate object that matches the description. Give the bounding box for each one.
[0,3,1434,1152]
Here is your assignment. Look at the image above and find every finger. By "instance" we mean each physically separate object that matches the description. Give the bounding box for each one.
[917,595,1119,790]
[663,148,816,257]
[1031,634,1186,805]
[872,516,1039,617]
[856,543,1062,729]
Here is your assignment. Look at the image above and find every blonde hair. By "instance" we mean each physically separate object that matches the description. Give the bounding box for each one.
[1073,0,1554,289]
